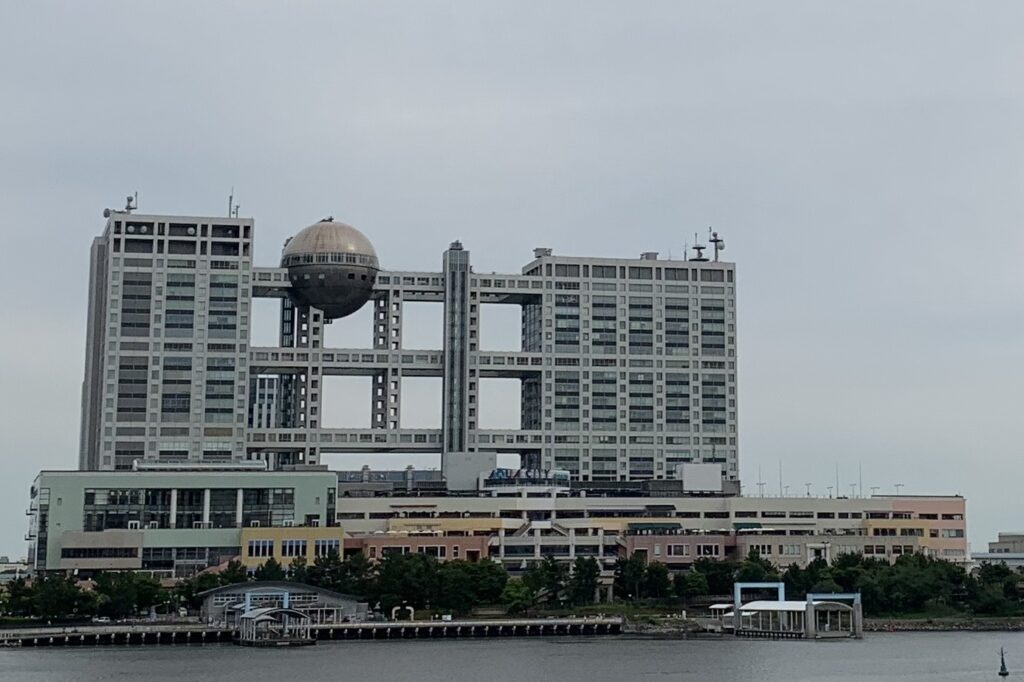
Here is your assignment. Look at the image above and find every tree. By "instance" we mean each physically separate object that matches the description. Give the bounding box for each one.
[693,558,737,595]
[174,572,221,611]
[735,550,779,583]
[436,561,479,615]
[468,559,509,604]
[93,572,165,619]
[339,552,373,596]
[523,556,567,606]
[288,556,309,584]
[3,577,34,617]
[643,561,672,599]
[371,552,440,612]
[614,553,647,600]
[219,559,249,585]
[502,579,535,616]
[567,557,601,606]
[675,570,709,601]
[308,549,345,591]
[33,574,94,620]
[254,557,287,581]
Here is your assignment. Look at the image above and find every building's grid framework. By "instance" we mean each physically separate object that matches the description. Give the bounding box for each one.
[81,213,739,482]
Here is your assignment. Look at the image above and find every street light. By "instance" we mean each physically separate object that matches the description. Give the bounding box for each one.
[895,483,904,496]
[805,483,812,497]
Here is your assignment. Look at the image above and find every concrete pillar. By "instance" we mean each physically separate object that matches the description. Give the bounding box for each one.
[202,488,211,527]
[169,488,178,528]
[441,243,473,459]
[236,488,244,527]
[372,293,403,430]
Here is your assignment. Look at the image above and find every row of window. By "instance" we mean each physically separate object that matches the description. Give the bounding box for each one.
[246,538,340,559]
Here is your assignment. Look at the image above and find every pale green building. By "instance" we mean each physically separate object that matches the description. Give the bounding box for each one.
[28,468,338,576]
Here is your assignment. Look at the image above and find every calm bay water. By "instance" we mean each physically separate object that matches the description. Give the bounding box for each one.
[1,632,1021,681]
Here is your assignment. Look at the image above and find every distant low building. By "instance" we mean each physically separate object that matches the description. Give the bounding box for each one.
[0,557,28,584]
[970,532,1024,571]
[985,532,1024,554]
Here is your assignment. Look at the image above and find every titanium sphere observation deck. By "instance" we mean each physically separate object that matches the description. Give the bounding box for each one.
[281,218,380,320]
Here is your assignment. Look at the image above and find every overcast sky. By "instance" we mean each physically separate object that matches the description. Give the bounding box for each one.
[1,1,1022,559]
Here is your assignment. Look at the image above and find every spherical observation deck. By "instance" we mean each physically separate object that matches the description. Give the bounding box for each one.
[281,218,379,320]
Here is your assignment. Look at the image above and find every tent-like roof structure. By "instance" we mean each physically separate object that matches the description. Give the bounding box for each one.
[196,580,362,603]
[239,607,311,623]
[739,600,853,613]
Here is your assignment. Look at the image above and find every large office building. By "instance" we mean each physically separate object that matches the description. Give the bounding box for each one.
[78,210,738,484]
[79,214,254,471]
[24,203,966,578]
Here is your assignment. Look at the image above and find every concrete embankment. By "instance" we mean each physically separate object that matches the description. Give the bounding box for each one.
[865,618,1024,632]
[623,619,708,637]
[0,617,624,647]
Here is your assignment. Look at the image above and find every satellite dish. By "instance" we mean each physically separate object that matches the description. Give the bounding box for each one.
[103,208,111,218]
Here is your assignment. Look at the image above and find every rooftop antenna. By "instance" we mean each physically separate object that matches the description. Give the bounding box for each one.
[835,463,840,498]
[691,232,708,261]
[756,465,765,498]
[859,462,864,498]
[778,459,783,497]
[682,239,689,261]
[125,192,138,214]
[227,187,240,218]
[709,229,725,262]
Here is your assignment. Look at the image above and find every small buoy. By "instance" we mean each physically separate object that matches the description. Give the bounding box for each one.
[999,647,1009,677]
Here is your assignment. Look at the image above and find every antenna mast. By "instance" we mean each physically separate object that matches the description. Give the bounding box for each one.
[691,232,708,261]
[709,229,725,262]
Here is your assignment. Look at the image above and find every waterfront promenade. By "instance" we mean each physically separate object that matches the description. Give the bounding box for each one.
[0,617,623,647]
